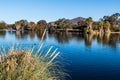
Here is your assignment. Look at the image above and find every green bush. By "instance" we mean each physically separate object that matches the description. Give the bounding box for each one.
[111,26,120,32]
[0,22,6,29]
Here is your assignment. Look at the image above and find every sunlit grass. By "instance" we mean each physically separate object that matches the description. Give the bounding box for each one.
[0,29,66,80]
[0,46,65,80]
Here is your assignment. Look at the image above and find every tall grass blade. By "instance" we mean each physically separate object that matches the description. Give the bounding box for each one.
[45,46,53,57]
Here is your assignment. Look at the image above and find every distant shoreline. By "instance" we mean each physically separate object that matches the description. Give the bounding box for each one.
[111,32,120,34]
[1,29,120,34]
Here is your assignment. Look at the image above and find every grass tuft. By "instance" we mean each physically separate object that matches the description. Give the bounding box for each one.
[0,46,65,80]
[0,29,66,80]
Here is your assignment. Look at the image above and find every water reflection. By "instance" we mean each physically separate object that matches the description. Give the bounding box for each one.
[36,31,46,40]
[109,34,120,48]
[0,31,120,48]
[28,31,36,39]
[84,33,94,46]
[16,31,21,37]
[7,31,47,40]
[48,32,71,44]
[97,33,120,48]
[48,32,120,48]
[1,31,120,80]
[0,31,6,38]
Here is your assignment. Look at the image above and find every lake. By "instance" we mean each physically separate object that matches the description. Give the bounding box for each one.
[0,31,120,80]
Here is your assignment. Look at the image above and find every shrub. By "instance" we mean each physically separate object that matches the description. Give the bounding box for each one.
[111,26,120,32]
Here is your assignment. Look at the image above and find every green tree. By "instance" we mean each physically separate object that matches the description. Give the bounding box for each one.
[0,21,6,29]
[98,21,104,33]
[48,22,57,31]
[26,22,36,31]
[85,17,93,29]
[77,20,86,27]
[91,22,98,30]
[7,24,15,30]
[36,20,47,30]
[15,21,21,30]
[77,20,86,30]
[103,21,111,33]
[101,13,120,26]
[55,18,72,29]
[15,20,28,31]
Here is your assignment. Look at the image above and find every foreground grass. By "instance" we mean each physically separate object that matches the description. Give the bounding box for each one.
[0,46,64,80]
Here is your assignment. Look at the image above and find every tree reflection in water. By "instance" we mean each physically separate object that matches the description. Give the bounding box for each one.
[0,31,120,48]
[48,31,120,48]
[36,31,46,40]
[0,31,6,38]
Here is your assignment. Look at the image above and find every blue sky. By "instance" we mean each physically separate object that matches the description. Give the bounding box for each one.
[0,0,120,24]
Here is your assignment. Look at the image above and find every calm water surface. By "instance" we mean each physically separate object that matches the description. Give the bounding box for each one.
[0,31,120,80]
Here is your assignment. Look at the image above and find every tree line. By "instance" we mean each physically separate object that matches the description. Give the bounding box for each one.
[0,13,120,33]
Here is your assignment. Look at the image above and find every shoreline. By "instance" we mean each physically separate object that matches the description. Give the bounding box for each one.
[111,32,120,34]
[1,29,120,34]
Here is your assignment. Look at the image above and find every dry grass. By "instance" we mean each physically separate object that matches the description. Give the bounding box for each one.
[0,46,64,80]
[0,29,65,80]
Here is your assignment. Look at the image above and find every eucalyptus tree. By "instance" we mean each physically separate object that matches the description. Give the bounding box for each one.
[55,18,72,30]
[77,20,86,27]
[15,20,28,31]
[63,19,72,29]
[101,13,120,26]
[36,20,47,30]
[48,22,57,31]
[55,18,65,29]
[85,17,93,29]
[7,24,15,30]
[0,21,6,29]
[103,21,111,33]
[98,21,104,33]
[77,20,86,30]
[26,22,36,31]
[20,20,28,31]
[15,21,21,31]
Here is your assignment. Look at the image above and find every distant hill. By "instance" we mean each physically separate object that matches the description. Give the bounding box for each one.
[48,17,86,24]
[70,17,86,24]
